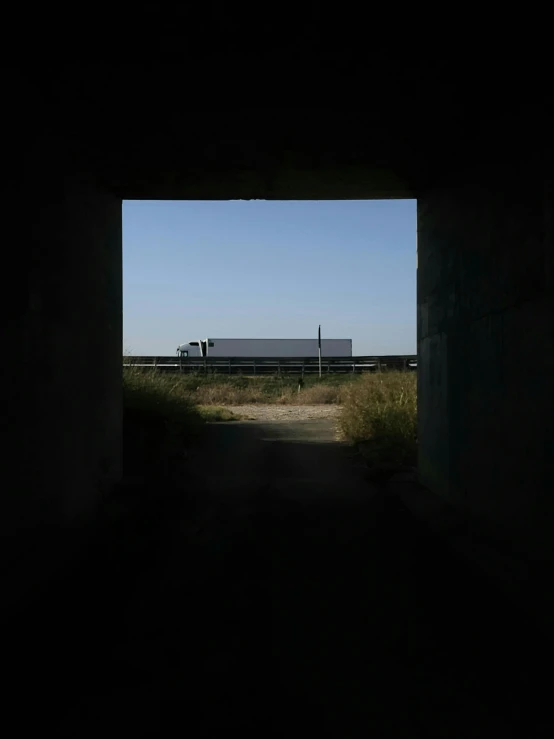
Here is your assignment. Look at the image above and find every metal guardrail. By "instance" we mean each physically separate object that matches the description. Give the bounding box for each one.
[123,355,417,374]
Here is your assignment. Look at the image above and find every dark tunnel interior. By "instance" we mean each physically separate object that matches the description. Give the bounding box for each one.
[6,47,554,735]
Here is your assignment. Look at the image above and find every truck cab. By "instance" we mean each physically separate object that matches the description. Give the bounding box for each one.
[176,339,214,357]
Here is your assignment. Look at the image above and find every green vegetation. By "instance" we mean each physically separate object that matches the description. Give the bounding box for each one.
[197,405,242,422]
[338,372,417,471]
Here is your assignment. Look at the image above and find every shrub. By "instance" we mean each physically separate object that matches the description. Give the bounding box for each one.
[339,373,417,469]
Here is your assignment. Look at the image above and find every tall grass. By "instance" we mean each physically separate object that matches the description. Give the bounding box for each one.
[123,369,204,480]
[192,381,343,405]
[124,372,354,406]
[338,372,417,469]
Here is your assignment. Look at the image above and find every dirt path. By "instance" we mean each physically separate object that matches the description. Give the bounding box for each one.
[10,419,553,736]
[226,404,342,421]
[186,417,362,498]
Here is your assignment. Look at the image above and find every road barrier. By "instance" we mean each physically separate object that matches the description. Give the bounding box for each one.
[123,356,417,374]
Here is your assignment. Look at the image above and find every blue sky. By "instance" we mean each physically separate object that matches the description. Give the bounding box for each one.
[123,200,417,356]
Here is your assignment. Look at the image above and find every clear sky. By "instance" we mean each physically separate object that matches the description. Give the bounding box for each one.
[123,200,417,356]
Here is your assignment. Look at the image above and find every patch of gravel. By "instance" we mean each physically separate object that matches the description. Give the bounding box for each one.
[226,404,343,422]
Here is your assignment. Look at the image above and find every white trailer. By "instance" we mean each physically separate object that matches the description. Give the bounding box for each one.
[176,338,352,358]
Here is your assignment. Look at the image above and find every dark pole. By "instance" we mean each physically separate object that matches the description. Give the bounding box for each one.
[318,325,322,378]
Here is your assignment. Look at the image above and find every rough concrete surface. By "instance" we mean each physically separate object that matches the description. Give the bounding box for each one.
[6,418,553,737]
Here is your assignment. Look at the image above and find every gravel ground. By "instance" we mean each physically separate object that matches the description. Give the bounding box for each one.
[226,404,343,421]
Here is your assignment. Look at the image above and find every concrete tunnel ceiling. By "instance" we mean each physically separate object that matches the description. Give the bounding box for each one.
[32,61,550,202]
[25,44,546,199]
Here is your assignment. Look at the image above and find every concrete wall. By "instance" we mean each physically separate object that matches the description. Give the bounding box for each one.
[8,90,551,610]
[417,156,554,559]
[5,163,122,606]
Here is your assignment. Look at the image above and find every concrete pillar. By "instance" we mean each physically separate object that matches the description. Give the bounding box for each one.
[417,154,554,560]
[5,162,122,606]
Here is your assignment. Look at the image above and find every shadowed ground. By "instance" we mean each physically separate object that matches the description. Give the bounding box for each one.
[6,420,553,736]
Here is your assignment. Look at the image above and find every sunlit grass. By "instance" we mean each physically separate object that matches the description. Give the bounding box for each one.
[338,372,417,470]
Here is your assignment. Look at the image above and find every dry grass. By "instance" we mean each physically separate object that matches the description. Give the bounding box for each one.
[126,371,350,406]
[338,372,417,469]
[192,384,268,405]
[273,384,342,405]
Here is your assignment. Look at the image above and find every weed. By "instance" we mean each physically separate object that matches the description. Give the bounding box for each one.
[338,372,417,469]
[197,406,242,422]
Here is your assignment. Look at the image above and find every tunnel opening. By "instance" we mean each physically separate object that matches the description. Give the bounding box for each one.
[121,198,417,484]
[122,199,417,359]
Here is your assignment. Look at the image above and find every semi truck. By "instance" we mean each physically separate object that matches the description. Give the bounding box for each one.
[176,338,352,358]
